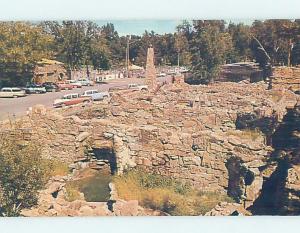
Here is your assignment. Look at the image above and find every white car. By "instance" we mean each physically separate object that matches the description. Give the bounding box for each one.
[82,90,110,101]
[53,93,91,108]
[0,87,26,98]
[128,83,148,91]
[157,72,167,77]
[66,80,82,88]
[78,79,94,86]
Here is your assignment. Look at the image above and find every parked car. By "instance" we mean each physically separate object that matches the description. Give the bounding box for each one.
[78,79,94,86]
[57,82,73,90]
[0,87,26,98]
[179,67,189,73]
[82,90,110,101]
[24,84,46,94]
[53,93,91,108]
[157,72,167,77]
[128,83,148,91]
[167,69,176,75]
[66,80,82,88]
[42,82,60,92]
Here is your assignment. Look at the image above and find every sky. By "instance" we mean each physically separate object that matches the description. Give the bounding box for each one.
[94,19,255,36]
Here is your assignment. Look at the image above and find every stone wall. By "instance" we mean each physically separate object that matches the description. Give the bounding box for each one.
[33,62,67,84]
[271,66,300,92]
[1,81,299,210]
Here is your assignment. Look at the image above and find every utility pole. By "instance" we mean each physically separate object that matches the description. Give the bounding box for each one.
[125,35,131,78]
[125,35,141,78]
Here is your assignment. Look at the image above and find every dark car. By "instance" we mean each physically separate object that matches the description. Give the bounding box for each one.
[23,84,46,94]
[42,82,60,92]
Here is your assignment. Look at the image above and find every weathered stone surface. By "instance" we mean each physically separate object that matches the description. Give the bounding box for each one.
[113,200,139,216]
[76,132,90,142]
[4,79,300,216]
[205,202,251,216]
[145,47,157,91]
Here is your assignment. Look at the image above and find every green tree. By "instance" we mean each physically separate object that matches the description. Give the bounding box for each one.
[101,23,125,67]
[250,20,297,66]
[188,20,234,84]
[0,134,50,216]
[0,22,53,86]
[227,22,252,61]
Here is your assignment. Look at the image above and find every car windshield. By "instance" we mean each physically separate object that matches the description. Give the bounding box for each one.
[12,89,21,92]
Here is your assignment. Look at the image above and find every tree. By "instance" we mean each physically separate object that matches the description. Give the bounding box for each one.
[227,22,252,62]
[175,31,191,66]
[188,20,235,84]
[101,23,125,67]
[89,34,111,70]
[250,20,297,66]
[0,134,50,216]
[0,22,54,86]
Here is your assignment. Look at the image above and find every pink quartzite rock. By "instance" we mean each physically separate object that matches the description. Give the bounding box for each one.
[145,47,157,91]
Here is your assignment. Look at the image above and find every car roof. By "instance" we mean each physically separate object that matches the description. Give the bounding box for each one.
[85,89,97,92]
[64,93,79,96]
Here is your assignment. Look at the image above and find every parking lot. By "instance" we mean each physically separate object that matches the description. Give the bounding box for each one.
[0,76,171,121]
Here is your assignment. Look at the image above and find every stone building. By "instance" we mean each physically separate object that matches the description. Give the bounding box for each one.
[33,59,67,84]
[218,62,264,83]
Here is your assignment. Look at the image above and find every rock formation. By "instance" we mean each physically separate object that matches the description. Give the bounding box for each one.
[271,66,300,92]
[145,46,157,91]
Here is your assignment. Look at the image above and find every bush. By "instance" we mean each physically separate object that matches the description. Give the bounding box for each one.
[0,136,51,216]
[113,170,234,216]
[47,159,70,177]
[65,183,81,202]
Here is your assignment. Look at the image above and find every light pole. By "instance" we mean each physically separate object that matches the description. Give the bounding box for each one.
[125,36,141,78]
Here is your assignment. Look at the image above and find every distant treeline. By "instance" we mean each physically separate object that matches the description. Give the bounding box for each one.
[0,20,299,85]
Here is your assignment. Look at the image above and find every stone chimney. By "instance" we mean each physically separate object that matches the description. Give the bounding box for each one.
[145,46,157,91]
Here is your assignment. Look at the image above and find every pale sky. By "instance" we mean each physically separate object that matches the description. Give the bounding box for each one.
[95,19,255,36]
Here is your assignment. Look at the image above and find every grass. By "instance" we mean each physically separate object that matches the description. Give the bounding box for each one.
[226,129,262,141]
[271,91,284,103]
[47,159,70,177]
[113,170,233,216]
[65,182,82,202]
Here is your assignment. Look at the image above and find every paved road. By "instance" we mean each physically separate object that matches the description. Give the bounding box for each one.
[0,77,171,121]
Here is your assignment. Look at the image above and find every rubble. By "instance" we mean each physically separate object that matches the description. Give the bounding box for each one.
[271,66,300,92]
[2,80,300,216]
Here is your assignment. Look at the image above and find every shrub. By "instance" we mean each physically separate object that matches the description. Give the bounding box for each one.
[47,159,70,177]
[113,170,234,216]
[0,136,51,216]
[65,183,81,202]
[226,129,262,141]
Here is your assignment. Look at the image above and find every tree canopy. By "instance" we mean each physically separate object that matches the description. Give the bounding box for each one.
[0,19,299,86]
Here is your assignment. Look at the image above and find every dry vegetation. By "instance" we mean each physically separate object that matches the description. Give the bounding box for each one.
[226,129,263,141]
[113,170,233,216]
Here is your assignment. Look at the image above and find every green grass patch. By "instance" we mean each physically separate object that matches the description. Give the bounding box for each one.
[113,170,233,216]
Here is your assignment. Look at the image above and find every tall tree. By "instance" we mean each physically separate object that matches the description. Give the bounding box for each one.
[188,20,234,84]
[0,22,53,86]
[227,22,252,62]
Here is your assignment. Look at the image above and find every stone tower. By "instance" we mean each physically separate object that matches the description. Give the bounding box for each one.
[145,46,157,91]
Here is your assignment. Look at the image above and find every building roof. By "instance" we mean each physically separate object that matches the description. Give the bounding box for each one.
[37,59,64,65]
[129,64,144,70]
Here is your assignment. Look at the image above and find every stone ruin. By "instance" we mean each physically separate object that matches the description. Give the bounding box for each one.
[1,77,299,216]
[270,66,300,92]
[145,46,158,91]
